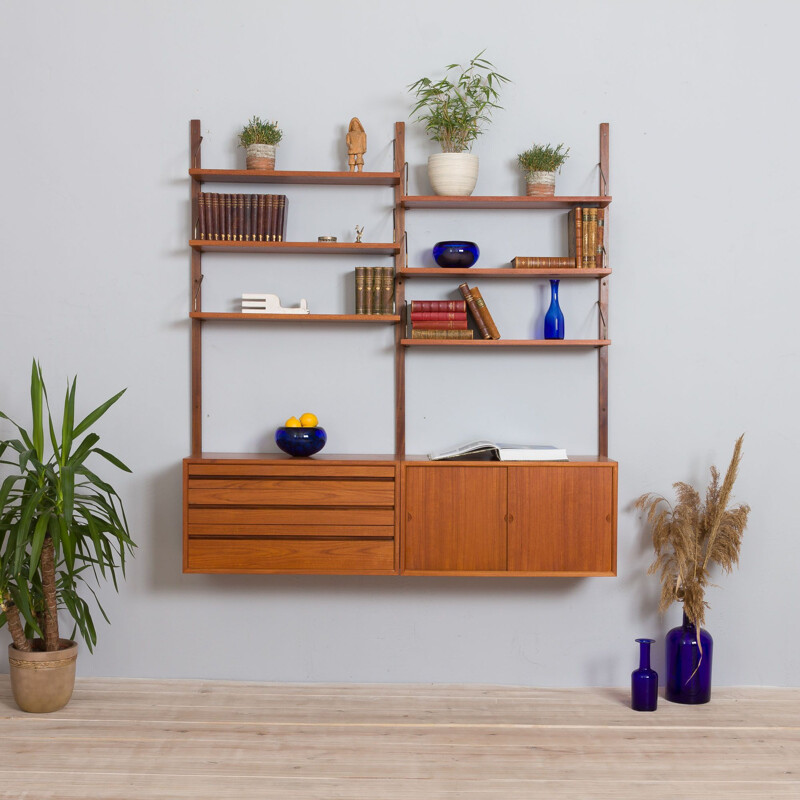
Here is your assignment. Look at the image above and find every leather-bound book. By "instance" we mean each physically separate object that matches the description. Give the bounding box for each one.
[469,286,500,339]
[243,195,251,241]
[409,311,468,321]
[582,208,591,268]
[512,256,576,269]
[567,208,582,269]
[251,193,259,242]
[364,267,374,314]
[412,319,469,330]
[371,267,382,313]
[457,283,492,339]
[198,193,206,240]
[257,195,266,242]
[235,194,243,240]
[596,208,605,268]
[411,329,474,339]
[265,195,275,242]
[276,195,287,242]
[224,194,233,241]
[355,267,366,314]
[409,300,467,313]
[380,267,394,314]
[210,193,220,240]
[587,208,597,269]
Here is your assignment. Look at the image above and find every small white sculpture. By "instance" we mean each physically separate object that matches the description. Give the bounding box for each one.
[241,293,310,314]
[355,225,364,243]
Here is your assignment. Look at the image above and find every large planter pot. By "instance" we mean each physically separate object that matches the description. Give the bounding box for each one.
[665,612,713,704]
[9,639,78,713]
[246,143,277,170]
[526,171,556,196]
[427,152,479,196]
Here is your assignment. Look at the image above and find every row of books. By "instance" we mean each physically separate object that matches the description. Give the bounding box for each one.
[355,267,394,315]
[196,192,288,242]
[408,285,500,340]
[511,207,605,270]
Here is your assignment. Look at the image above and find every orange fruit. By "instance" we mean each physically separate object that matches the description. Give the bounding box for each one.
[299,412,318,427]
[284,416,301,427]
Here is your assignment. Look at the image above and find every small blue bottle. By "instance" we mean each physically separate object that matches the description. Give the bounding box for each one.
[631,638,658,711]
[544,279,564,339]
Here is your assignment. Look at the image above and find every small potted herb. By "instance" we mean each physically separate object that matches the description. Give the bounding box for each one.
[239,116,283,170]
[408,51,510,196]
[517,142,569,196]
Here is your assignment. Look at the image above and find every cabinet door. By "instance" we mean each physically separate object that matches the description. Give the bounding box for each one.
[507,465,616,574]
[403,466,507,573]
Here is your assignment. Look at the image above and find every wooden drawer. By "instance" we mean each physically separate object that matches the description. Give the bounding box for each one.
[183,459,399,574]
[186,538,395,574]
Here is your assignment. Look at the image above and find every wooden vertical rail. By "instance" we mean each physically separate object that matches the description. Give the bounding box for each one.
[598,123,610,457]
[393,122,406,457]
[190,120,203,456]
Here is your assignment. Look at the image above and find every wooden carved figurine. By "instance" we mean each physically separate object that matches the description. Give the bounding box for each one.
[347,118,366,172]
[355,225,364,243]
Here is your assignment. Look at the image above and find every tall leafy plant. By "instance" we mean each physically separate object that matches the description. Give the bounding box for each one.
[408,50,510,153]
[0,360,134,653]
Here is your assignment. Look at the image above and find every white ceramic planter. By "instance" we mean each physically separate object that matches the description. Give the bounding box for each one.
[526,170,556,196]
[427,153,479,196]
[246,143,277,170]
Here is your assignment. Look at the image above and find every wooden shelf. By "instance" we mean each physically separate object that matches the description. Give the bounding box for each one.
[401,339,611,348]
[190,169,401,186]
[402,195,611,210]
[190,240,401,255]
[398,267,611,279]
[190,312,399,323]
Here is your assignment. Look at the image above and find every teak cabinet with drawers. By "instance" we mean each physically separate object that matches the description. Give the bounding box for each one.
[184,120,616,577]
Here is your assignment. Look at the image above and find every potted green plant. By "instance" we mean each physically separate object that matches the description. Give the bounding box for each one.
[238,116,283,170]
[0,360,135,713]
[408,51,510,196]
[517,143,570,196]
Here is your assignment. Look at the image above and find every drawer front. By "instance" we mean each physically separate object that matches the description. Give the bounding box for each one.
[186,538,395,574]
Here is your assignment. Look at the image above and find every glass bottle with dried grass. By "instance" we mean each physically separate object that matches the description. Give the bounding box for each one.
[635,435,750,704]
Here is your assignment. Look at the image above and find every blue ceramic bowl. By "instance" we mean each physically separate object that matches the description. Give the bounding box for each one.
[275,426,327,457]
[432,240,480,268]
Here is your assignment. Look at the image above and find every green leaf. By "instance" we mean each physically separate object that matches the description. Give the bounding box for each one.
[28,512,51,579]
[92,448,132,473]
[61,376,77,464]
[72,388,126,438]
[30,360,45,462]
[13,486,45,575]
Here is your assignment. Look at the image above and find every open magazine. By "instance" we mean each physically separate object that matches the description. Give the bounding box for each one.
[428,441,568,462]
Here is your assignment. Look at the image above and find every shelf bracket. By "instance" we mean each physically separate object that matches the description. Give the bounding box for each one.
[192,134,203,170]
[193,274,204,311]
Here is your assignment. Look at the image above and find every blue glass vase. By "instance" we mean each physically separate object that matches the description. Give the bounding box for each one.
[544,279,564,339]
[665,611,713,704]
[631,638,658,711]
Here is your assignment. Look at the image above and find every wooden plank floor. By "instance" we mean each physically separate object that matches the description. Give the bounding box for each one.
[0,678,798,798]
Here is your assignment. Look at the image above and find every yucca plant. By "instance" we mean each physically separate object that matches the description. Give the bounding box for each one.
[635,435,750,632]
[238,116,282,147]
[0,360,134,653]
[408,50,510,153]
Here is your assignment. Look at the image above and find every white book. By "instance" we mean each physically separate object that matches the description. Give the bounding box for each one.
[428,440,568,462]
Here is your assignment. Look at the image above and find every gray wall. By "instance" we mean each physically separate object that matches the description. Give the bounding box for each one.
[1,0,797,686]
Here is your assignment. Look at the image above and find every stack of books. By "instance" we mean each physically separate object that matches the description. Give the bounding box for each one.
[409,300,472,339]
[197,193,288,242]
[355,267,394,315]
[511,207,605,270]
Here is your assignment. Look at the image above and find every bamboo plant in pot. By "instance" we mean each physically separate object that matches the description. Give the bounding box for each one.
[239,116,283,170]
[408,51,509,196]
[517,142,569,196]
[0,360,134,713]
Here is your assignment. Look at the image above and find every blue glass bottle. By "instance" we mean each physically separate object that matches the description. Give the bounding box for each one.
[631,638,658,711]
[665,611,713,704]
[544,279,564,339]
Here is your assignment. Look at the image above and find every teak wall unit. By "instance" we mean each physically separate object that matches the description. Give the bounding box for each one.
[184,120,616,576]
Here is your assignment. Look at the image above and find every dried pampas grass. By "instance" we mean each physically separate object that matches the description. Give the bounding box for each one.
[635,434,750,631]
